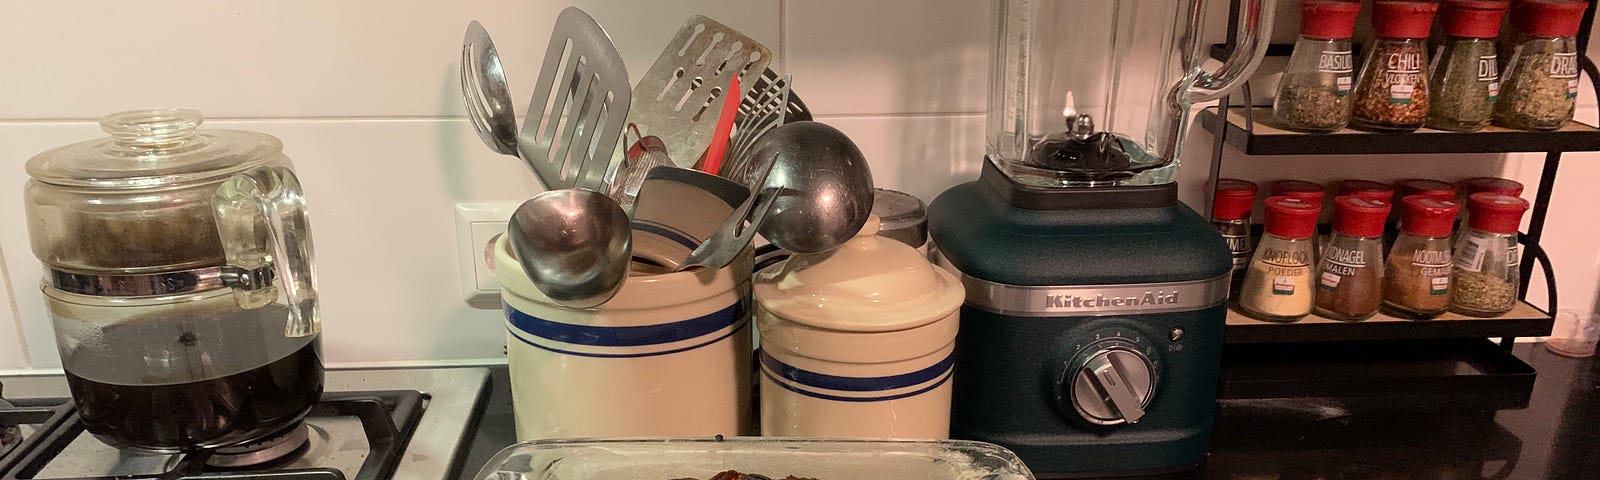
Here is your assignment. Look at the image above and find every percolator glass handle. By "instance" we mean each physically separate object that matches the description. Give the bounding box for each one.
[213,165,321,338]
[1184,0,1275,102]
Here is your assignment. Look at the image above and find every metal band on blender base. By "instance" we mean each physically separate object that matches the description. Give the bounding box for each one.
[959,274,1230,316]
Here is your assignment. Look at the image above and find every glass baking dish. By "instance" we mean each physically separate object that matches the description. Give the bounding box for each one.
[471,437,1036,480]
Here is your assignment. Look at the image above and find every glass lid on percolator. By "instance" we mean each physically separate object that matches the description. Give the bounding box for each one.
[25,108,283,188]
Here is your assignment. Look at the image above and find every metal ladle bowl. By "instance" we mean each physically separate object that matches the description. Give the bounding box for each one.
[745,121,874,254]
[507,189,632,308]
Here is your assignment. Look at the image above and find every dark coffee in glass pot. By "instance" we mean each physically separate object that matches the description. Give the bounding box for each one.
[25,109,325,452]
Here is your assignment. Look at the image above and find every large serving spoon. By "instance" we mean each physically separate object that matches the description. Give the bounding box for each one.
[460,21,520,157]
[507,189,632,308]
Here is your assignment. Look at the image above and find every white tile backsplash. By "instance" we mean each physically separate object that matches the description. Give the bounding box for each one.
[784,0,990,115]
[1,0,1598,369]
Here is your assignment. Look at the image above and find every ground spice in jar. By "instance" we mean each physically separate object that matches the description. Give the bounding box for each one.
[1239,197,1322,321]
[1351,1,1438,131]
[1314,197,1390,320]
[1382,196,1460,318]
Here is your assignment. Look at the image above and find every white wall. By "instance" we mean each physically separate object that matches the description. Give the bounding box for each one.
[0,0,1594,370]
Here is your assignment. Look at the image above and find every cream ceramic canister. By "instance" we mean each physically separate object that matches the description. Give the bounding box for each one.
[493,232,753,441]
[755,215,964,439]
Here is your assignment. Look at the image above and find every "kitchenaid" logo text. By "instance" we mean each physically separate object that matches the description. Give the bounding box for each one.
[1043,290,1180,309]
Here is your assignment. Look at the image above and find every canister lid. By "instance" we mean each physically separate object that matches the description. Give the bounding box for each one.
[25,109,284,189]
[1337,179,1395,202]
[1441,0,1509,38]
[872,188,928,248]
[1400,195,1461,237]
[1460,176,1525,196]
[1212,178,1259,221]
[1300,0,1364,39]
[1263,196,1321,239]
[1514,0,1588,38]
[1372,0,1441,39]
[1467,193,1530,234]
[1332,196,1392,237]
[754,215,963,332]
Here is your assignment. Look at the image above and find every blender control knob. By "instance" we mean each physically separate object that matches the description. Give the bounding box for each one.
[1067,347,1154,425]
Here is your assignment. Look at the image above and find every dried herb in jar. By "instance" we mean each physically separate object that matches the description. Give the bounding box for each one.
[1452,270,1518,312]
[1493,0,1587,130]
[1274,0,1362,133]
[1277,81,1355,131]
[1494,49,1581,129]
[1428,39,1500,131]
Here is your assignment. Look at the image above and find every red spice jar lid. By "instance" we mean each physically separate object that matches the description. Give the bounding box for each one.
[1467,192,1530,234]
[1373,0,1441,39]
[1212,178,1259,220]
[1337,179,1395,202]
[1301,0,1364,39]
[1397,178,1458,199]
[1513,0,1588,38]
[1264,196,1322,239]
[1332,196,1392,237]
[1459,176,1525,196]
[1271,180,1328,204]
[1400,195,1461,237]
[1441,0,1509,38]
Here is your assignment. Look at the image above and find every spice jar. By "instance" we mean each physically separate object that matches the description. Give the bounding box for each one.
[1457,176,1523,235]
[1427,1,1510,132]
[756,216,963,439]
[1212,179,1260,295]
[1315,196,1391,320]
[1493,0,1588,130]
[1451,193,1530,316]
[1272,180,1329,255]
[1351,1,1439,131]
[1338,179,1396,202]
[1383,196,1460,318]
[1239,197,1321,321]
[1275,0,1363,132]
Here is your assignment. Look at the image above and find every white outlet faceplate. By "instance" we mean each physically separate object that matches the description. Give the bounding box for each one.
[455,202,519,308]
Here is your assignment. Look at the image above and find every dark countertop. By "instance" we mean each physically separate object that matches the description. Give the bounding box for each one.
[456,343,1600,480]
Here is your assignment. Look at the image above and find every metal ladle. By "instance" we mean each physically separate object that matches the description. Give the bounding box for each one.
[507,189,632,308]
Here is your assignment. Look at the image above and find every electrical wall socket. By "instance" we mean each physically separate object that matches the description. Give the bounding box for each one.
[454,202,518,309]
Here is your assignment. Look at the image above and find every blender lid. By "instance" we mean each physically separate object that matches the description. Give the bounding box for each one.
[25,109,284,189]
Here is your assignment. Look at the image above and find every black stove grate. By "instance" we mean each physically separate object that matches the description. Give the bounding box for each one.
[0,388,427,480]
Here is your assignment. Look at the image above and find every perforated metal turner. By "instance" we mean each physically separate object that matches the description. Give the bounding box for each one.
[628,15,773,171]
[519,7,632,192]
[718,72,790,181]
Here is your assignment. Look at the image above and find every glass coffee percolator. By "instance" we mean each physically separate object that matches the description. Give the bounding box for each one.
[989,0,1273,186]
[23,109,324,453]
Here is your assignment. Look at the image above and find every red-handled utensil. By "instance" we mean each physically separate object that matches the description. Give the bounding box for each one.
[696,75,740,174]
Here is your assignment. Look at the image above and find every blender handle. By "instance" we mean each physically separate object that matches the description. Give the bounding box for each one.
[1184,0,1275,102]
[213,165,321,338]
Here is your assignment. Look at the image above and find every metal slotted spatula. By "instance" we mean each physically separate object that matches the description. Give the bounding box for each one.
[629,15,773,170]
[718,72,790,180]
[520,7,632,192]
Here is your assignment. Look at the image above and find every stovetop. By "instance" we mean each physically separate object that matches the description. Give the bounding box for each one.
[0,369,490,480]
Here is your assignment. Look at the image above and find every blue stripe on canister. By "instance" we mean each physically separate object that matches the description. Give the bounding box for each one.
[506,302,742,347]
[757,349,954,402]
[508,320,748,359]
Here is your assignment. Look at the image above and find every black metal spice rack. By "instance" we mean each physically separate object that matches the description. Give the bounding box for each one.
[1201,0,1600,409]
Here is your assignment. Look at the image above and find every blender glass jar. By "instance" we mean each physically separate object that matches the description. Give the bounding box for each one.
[988,0,1274,187]
[23,108,323,452]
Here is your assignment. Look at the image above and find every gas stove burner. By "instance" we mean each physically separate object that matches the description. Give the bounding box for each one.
[204,422,311,468]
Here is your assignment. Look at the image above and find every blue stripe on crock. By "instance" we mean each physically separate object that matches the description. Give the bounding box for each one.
[758,349,954,397]
[508,319,748,359]
[759,362,952,403]
[630,221,699,249]
[506,302,742,347]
